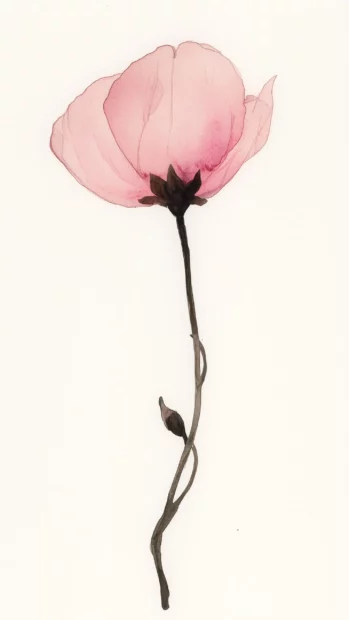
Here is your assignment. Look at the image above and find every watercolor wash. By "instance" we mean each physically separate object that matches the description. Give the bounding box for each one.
[50,41,275,610]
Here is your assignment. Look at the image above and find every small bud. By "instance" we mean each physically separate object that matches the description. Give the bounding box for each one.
[158,397,187,441]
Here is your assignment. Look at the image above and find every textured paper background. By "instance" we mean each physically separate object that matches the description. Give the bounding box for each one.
[0,1,345,618]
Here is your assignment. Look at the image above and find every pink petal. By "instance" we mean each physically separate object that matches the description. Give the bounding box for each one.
[50,75,150,207]
[168,42,246,182]
[199,43,221,53]
[103,43,245,183]
[103,46,175,182]
[199,76,276,198]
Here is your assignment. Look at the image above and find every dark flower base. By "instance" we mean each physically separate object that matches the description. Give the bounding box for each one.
[139,165,207,217]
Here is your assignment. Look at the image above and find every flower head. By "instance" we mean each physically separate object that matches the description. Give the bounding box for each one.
[50,42,275,208]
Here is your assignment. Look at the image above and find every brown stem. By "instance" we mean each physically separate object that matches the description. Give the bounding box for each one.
[150,214,206,609]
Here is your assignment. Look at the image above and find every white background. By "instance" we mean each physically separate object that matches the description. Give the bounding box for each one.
[0,1,347,618]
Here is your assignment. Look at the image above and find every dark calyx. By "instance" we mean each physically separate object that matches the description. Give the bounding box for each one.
[138,164,207,217]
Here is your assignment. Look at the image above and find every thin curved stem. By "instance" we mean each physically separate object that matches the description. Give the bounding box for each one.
[174,441,199,508]
[192,337,207,388]
[150,441,198,609]
[151,214,206,610]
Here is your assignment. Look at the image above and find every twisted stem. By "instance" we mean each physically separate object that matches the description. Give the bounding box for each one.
[150,213,206,609]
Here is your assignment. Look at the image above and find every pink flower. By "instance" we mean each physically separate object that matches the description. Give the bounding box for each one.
[50,42,275,208]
